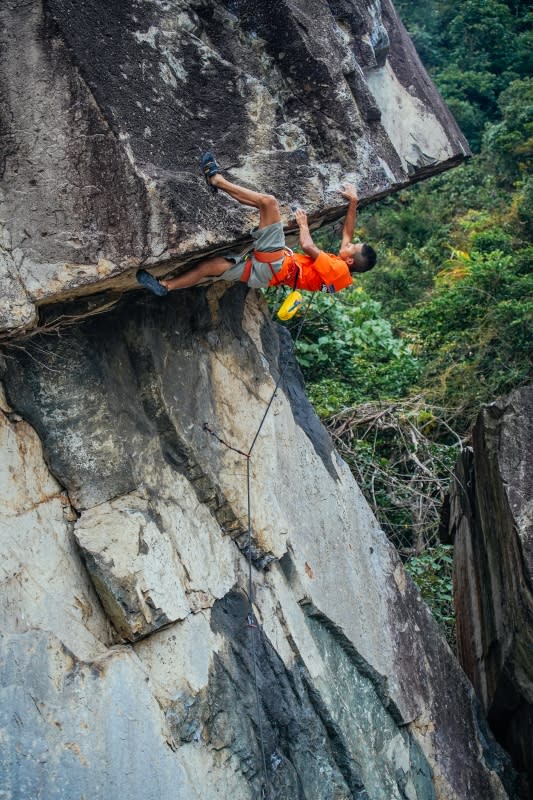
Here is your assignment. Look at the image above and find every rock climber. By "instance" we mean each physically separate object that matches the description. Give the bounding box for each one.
[136,152,377,297]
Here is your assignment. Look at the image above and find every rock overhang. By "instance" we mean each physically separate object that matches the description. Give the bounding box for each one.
[0,0,470,337]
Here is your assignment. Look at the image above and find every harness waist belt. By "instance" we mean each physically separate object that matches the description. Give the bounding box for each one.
[253,249,287,263]
[240,248,288,283]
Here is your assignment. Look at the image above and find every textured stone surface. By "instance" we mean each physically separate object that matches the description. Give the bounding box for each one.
[0,631,211,800]
[0,0,469,334]
[73,474,239,641]
[445,387,533,798]
[0,243,36,333]
[73,493,191,641]
[0,287,517,799]
[0,391,113,660]
[198,588,436,800]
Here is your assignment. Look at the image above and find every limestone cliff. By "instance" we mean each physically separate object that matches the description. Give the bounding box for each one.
[444,387,533,799]
[0,2,512,799]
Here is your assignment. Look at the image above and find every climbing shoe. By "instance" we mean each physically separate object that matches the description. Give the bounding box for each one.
[136,269,169,296]
[201,151,221,193]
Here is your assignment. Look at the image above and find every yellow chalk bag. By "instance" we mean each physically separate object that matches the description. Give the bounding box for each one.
[277,291,303,321]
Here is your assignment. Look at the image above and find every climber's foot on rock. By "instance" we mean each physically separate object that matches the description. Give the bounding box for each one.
[136,270,169,296]
[201,151,222,193]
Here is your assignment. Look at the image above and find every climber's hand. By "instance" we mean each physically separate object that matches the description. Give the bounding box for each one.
[295,208,308,227]
[341,184,359,204]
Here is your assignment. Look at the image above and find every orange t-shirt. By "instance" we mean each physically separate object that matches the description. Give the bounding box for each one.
[269,251,353,293]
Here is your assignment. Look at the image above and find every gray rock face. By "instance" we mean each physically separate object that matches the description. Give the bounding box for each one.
[444,387,533,798]
[0,288,517,799]
[0,0,469,335]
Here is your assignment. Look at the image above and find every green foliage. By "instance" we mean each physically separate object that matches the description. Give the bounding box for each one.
[470,228,513,254]
[286,288,420,415]
[395,0,531,151]
[305,379,356,419]
[445,0,514,73]
[401,250,533,422]
[509,15,533,75]
[433,66,499,150]
[514,179,533,233]
[360,166,506,312]
[405,545,456,646]
[484,78,533,181]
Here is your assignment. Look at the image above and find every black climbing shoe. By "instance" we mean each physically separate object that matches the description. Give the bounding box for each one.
[201,151,221,193]
[136,269,169,296]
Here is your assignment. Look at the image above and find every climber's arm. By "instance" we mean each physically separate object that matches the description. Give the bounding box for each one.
[295,209,320,261]
[340,184,359,248]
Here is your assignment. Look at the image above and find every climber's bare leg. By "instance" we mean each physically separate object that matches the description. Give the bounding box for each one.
[161,256,232,291]
[161,175,282,291]
[210,174,281,228]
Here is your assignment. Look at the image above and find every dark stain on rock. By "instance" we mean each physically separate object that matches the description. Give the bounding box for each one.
[208,587,366,798]
[44,0,248,214]
[199,586,441,798]
[300,596,401,724]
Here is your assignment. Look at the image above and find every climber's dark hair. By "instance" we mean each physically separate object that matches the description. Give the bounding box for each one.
[351,243,377,273]
[361,244,377,270]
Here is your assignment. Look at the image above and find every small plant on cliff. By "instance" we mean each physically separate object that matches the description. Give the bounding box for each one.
[405,545,456,648]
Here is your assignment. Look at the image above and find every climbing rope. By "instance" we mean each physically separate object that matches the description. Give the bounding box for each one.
[203,294,314,798]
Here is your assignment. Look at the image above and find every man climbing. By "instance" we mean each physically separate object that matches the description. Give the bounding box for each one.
[136,153,377,296]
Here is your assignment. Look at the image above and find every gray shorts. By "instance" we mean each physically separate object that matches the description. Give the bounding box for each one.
[218,221,286,289]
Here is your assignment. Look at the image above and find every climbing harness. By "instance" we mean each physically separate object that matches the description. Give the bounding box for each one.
[240,247,304,322]
[203,294,314,799]
[239,248,288,285]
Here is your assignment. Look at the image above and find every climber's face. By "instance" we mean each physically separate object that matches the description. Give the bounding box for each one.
[339,241,365,267]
